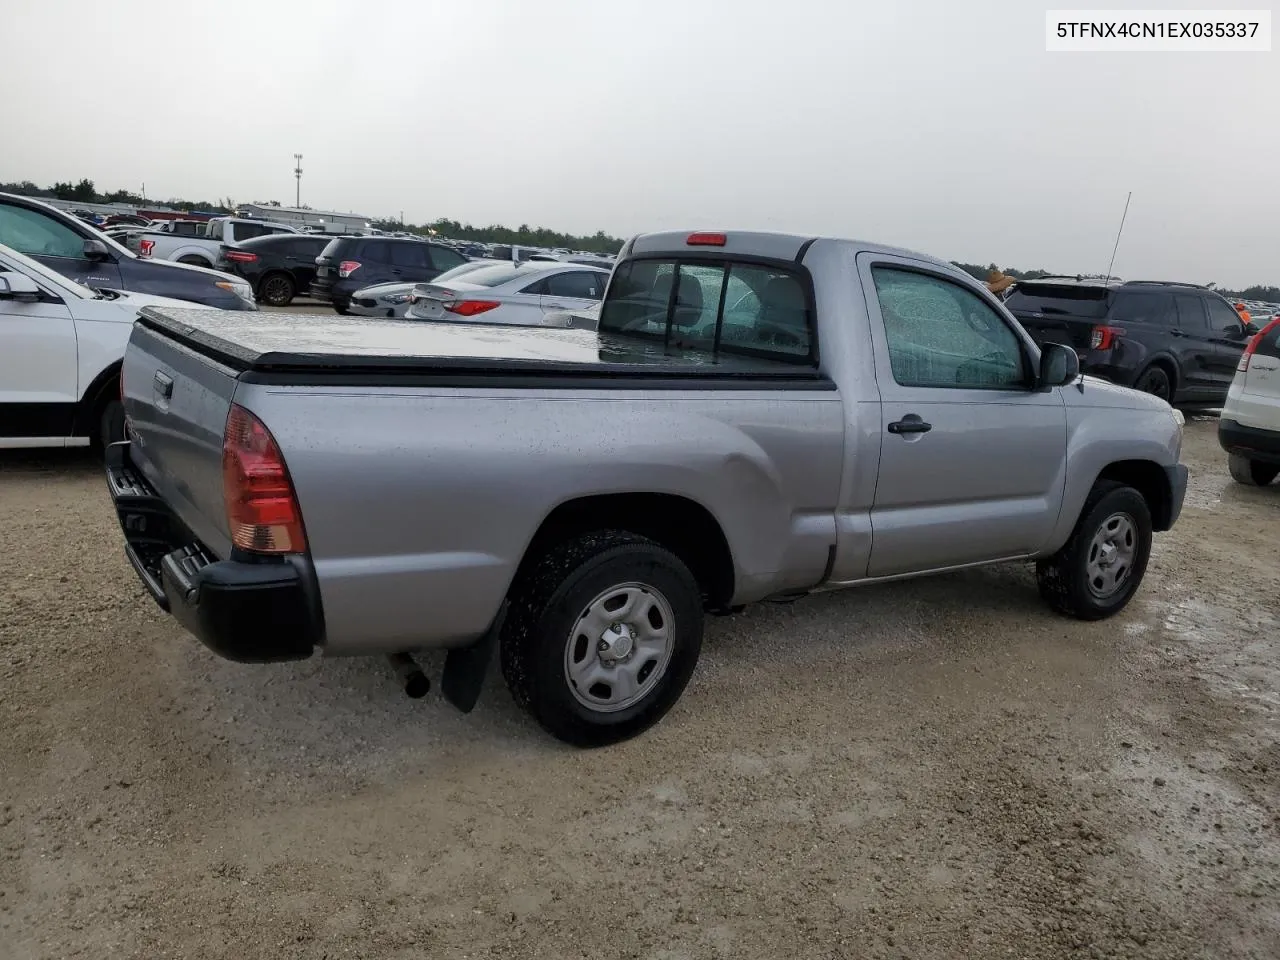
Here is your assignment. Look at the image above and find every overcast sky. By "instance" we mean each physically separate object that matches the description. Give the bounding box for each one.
[5,1,1276,286]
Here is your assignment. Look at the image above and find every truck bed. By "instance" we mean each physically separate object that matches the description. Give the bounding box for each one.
[137,307,832,386]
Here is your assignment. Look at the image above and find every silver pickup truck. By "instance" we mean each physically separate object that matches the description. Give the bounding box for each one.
[106,230,1188,746]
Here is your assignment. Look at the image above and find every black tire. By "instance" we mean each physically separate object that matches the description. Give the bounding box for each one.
[177,255,211,268]
[1133,365,1173,403]
[1228,453,1280,486]
[258,273,295,307]
[500,531,703,747]
[1036,481,1153,621]
[96,399,126,452]
[334,303,350,316]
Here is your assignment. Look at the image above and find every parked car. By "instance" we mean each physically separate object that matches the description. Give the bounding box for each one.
[0,192,255,311]
[1005,278,1254,404]
[125,217,298,269]
[405,262,609,326]
[0,242,219,450]
[108,229,1187,746]
[310,236,470,313]
[1220,316,1280,486]
[348,260,501,318]
[215,233,332,307]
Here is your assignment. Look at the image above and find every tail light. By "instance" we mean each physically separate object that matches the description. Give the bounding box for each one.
[222,404,307,554]
[686,232,727,246]
[1238,317,1280,372]
[139,238,155,257]
[338,260,362,278]
[225,250,258,263]
[1090,325,1123,350]
[444,300,500,317]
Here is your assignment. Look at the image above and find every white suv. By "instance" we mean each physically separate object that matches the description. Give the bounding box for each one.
[1220,316,1280,486]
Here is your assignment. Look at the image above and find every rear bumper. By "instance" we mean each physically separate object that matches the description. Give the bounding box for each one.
[1219,418,1280,465]
[105,442,321,663]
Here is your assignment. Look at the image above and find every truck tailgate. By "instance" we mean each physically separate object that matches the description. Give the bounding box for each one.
[121,322,238,559]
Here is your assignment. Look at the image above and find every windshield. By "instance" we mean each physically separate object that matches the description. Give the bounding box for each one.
[1004,283,1112,319]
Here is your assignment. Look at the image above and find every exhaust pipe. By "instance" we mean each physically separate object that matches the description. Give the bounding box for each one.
[387,652,430,699]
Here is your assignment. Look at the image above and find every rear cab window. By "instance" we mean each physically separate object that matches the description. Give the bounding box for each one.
[598,257,815,364]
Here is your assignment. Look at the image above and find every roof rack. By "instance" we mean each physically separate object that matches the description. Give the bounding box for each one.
[1122,280,1207,289]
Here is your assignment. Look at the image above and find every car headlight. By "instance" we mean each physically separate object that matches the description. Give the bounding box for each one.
[381,293,412,304]
[216,280,255,303]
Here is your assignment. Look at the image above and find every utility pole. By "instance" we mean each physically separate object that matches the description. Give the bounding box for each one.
[293,154,303,208]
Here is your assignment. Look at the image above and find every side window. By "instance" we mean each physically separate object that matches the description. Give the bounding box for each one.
[236,224,269,241]
[1109,291,1174,325]
[429,245,467,271]
[1206,297,1244,333]
[0,204,85,259]
[388,243,425,268]
[871,267,1027,389]
[362,241,391,264]
[1174,294,1207,330]
[544,271,607,300]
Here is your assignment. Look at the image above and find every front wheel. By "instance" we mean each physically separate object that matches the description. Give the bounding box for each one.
[1228,453,1280,486]
[500,531,703,747]
[1036,481,1153,620]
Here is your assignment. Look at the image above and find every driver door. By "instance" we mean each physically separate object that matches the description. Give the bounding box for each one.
[858,254,1067,578]
[0,200,121,290]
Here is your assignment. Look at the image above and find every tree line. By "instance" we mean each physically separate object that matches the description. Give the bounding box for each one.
[1,178,1271,295]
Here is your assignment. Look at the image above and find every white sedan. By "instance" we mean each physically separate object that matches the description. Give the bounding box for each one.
[405,262,610,326]
[347,260,498,318]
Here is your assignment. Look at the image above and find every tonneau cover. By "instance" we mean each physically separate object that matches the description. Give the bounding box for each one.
[137,306,826,380]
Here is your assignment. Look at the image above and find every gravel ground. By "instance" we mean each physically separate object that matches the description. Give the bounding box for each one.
[2,419,1278,959]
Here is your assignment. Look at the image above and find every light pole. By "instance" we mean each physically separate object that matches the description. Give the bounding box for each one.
[293,154,303,208]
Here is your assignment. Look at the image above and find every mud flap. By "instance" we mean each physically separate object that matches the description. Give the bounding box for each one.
[441,602,507,713]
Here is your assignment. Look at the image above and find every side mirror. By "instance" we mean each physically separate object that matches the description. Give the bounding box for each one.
[1244,321,1260,336]
[83,238,110,261]
[0,271,42,302]
[1038,341,1080,389]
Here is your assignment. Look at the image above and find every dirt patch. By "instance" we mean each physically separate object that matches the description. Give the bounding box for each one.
[2,421,1278,959]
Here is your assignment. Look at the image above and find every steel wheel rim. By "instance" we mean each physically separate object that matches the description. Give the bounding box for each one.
[1086,511,1137,599]
[264,277,291,304]
[564,582,675,713]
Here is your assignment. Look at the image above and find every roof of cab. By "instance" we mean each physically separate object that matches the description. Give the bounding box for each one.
[626,230,954,271]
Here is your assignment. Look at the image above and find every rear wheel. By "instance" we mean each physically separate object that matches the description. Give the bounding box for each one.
[96,400,125,452]
[259,273,295,307]
[1134,365,1173,403]
[177,255,211,268]
[500,531,704,747]
[1228,453,1280,486]
[1036,481,1153,620]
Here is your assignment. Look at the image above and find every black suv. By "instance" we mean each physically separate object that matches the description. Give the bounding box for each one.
[1005,278,1255,404]
[216,233,332,306]
[310,236,469,313]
